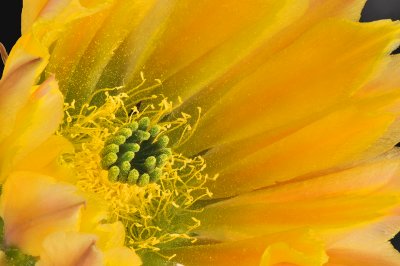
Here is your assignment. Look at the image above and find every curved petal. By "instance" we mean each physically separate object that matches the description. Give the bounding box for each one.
[197,155,400,241]
[0,57,42,142]
[47,0,162,106]
[22,0,111,44]
[78,196,142,265]
[3,33,48,78]
[93,223,125,251]
[20,135,73,170]
[206,96,400,197]
[356,54,400,98]
[0,171,85,255]
[12,135,77,184]
[121,0,366,102]
[8,76,63,161]
[178,19,400,157]
[145,0,367,108]
[122,0,308,96]
[0,76,64,182]
[44,0,368,108]
[37,232,103,266]
[104,247,141,266]
[326,216,400,266]
[159,229,327,266]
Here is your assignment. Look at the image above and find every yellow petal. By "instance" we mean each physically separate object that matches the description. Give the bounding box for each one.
[355,54,400,98]
[161,229,327,266]
[0,32,55,157]
[78,196,142,265]
[94,223,125,251]
[3,33,48,78]
[17,135,73,171]
[14,135,76,184]
[22,0,111,45]
[104,247,141,266]
[8,76,63,161]
[326,216,400,266]
[0,57,42,142]
[327,250,400,266]
[1,172,85,255]
[179,19,400,157]
[47,0,160,106]
[197,155,400,241]
[0,76,64,182]
[260,230,328,266]
[124,0,308,96]
[206,97,400,197]
[125,0,366,102]
[79,194,108,232]
[37,232,103,266]
[45,0,367,107]
[79,194,127,250]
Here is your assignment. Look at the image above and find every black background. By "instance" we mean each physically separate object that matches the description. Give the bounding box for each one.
[1,0,400,253]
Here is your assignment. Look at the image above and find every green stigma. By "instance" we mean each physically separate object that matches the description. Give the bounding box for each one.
[100,117,172,186]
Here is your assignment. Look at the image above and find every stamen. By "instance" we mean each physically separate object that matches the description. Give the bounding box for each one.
[61,88,215,254]
[101,117,172,186]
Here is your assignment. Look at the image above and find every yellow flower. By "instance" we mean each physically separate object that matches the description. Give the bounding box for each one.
[1,0,400,265]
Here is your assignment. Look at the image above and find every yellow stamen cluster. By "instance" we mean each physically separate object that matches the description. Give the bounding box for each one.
[59,82,215,255]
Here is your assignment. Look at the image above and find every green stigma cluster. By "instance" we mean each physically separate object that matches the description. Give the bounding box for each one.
[100,117,172,186]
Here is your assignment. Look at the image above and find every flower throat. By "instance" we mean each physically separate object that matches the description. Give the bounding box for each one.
[60,84,215,256]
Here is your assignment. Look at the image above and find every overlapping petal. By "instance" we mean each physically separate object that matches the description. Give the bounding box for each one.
[179,19,400,154]
[36,232,103,266]
[197,154,400,241]
[40,0,369,107]
[0,172,85,255]
[158,229,327,266]
[79,195,142,265]
[326,216,400,265]
[45,0,163,105]
[0,57,43,142]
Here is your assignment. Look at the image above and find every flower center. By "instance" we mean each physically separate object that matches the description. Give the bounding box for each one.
[60,88,216,255]
[100,117,172,186]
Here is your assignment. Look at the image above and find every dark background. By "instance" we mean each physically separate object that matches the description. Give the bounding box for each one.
[1,0,400,252]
